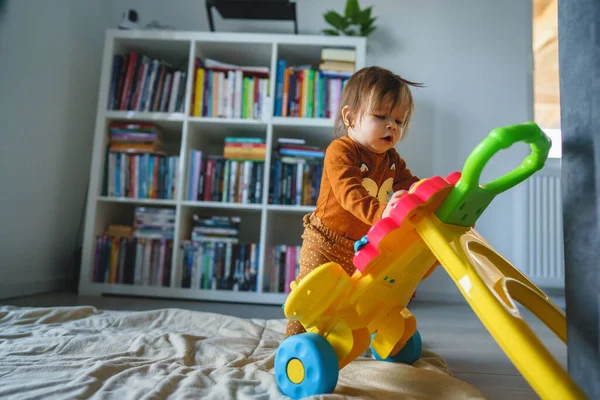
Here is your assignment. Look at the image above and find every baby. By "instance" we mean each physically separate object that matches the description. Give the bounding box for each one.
[286,66,422,337]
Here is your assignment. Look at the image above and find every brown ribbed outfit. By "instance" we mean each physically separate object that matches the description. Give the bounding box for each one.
[285,136,419,338]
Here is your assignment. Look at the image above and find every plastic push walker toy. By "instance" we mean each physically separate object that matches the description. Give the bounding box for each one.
[274,122,586,400]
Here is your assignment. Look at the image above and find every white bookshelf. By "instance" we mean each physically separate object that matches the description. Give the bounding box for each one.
[79,29,366,304]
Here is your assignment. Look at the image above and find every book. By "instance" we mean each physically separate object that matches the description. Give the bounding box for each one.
[321,48,356,63]
[319,61,355,73]
[107,51,186,113]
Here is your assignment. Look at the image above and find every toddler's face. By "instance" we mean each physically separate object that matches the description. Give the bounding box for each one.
[348,101,407,154]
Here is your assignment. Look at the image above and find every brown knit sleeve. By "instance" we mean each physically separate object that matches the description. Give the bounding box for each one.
[324,139,387,225]
[392,152,420,192]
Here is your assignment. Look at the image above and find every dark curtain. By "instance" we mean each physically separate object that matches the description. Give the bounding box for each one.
[559,0,600,397]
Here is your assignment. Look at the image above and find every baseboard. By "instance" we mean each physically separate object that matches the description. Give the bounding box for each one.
[0,277,72,300]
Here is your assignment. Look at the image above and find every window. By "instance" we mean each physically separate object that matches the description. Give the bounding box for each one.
[533,0,561,158]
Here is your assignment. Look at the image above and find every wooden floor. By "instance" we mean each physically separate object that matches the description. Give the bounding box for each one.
[4,291,567,399]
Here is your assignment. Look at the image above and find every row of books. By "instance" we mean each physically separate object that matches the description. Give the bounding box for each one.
[187,151,265,204]
[272,48,355,118]
[178,240,258,291]
[104,153,327,204]
[269,138,325,206]
[94,236,301,292]
[92,237,299,293]
[92,213,306,294]
[104,152,179,199]
[274,48,355,118]
[93,236,174,286]
[178,215,256,291]
[92,209,176,285]
[108,51,187,113]
[103,125,326,205]
[274,61,351,119]
[191,58,270,120]
[108,46,354,117]
[263,245,300,293]
[269,158,323,206]
[104,123,179,199]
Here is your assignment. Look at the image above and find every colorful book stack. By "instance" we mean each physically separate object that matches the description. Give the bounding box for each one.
[187,137,265,204]
[108,122,163,153]
[133,207,176,240]
[176,216,258,292]
[223,137,266,161]
[103,123,179,199]
[263,245,301,293]
[108,51,187,113]
[191,58,270,120]
[92,208,175,287]
[273,48,355,118]
[269,138,324,206]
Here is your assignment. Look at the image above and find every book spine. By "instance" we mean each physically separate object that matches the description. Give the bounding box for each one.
[194,68,205,117]
[274,59,286,116]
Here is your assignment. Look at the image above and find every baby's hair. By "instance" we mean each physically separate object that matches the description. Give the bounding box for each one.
[334,66,424,137]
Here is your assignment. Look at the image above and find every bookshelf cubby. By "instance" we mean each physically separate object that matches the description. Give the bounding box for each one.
[79,29,366,304]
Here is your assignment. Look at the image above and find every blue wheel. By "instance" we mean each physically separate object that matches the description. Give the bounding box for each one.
[371,329,422,364]
[275,332,339,399]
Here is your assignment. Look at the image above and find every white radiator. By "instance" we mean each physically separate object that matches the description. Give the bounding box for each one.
[525,162,565,288]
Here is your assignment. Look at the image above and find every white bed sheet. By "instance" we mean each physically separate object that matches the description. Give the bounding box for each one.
[0,305,486,399]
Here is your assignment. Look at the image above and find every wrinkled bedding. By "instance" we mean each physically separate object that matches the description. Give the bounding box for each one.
[0,306,485,399]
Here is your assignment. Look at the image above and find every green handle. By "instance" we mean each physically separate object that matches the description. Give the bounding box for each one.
[462,122,551,194]
[436,122,551,227]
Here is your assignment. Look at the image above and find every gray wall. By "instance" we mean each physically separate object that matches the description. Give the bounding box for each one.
[0,0,533,302]
[0,1,109,298]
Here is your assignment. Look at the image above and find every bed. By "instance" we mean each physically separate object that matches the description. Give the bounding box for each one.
[0,305,486,399]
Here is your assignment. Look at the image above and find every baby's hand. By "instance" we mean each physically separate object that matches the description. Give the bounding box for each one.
[382,190,408,219]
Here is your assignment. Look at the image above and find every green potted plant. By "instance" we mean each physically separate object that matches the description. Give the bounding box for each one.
[322,0,377,36]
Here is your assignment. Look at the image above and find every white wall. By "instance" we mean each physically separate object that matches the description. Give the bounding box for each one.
[0,0,110,298]
[106,0,533,301]
[0,0,533,302]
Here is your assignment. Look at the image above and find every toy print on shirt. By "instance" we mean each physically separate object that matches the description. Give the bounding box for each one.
[360,162,396,202]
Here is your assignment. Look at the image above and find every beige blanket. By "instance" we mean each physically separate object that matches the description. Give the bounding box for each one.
[0,306,485,399]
